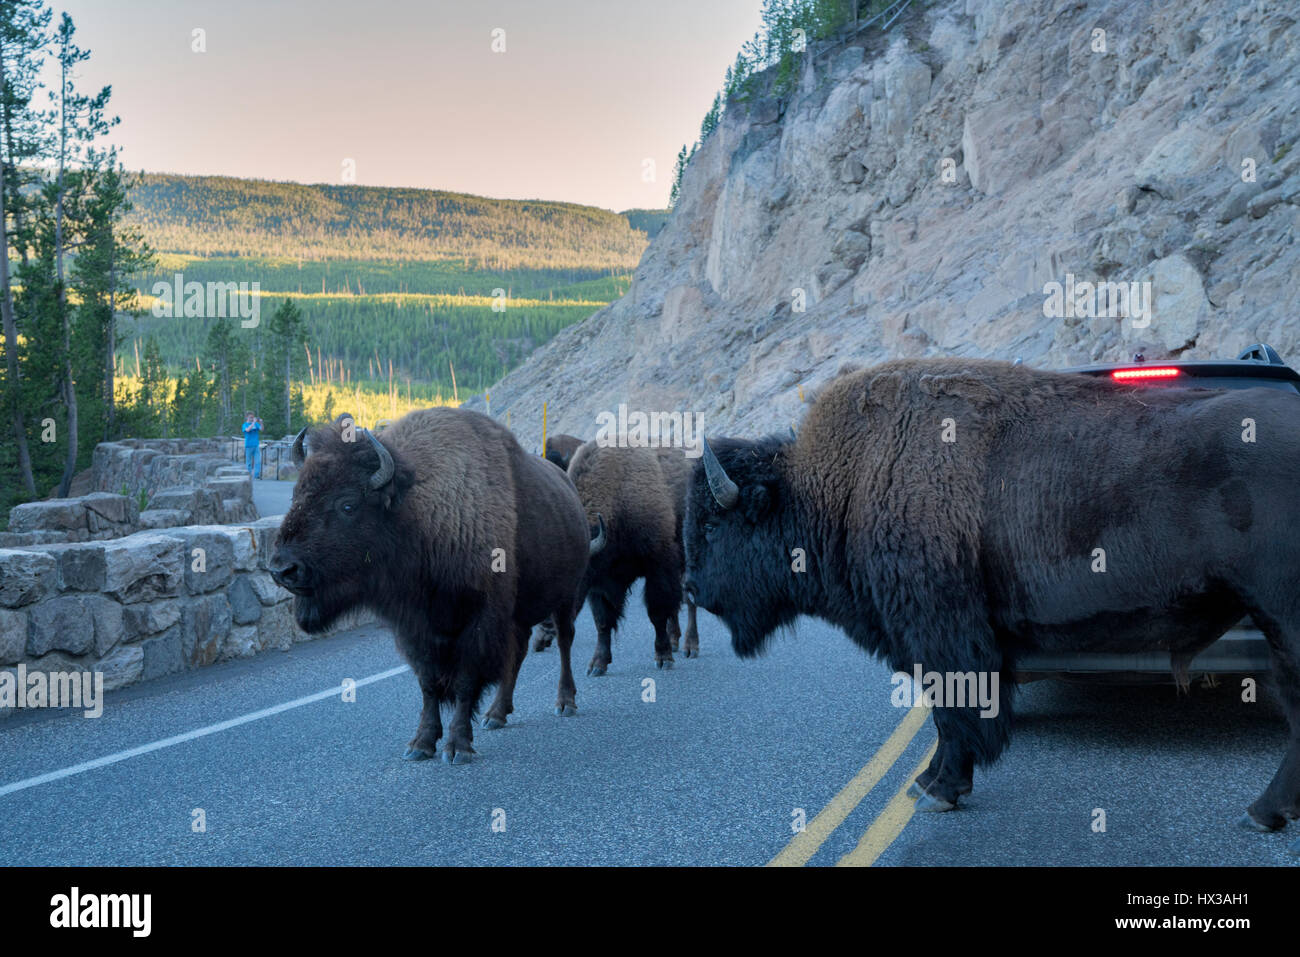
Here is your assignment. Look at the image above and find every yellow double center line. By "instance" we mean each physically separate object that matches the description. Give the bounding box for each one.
[767,705,935,867]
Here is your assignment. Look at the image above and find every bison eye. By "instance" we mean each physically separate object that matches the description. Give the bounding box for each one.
[338,500,358,516]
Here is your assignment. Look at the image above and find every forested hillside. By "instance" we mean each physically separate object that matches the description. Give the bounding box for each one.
[117,175,666,404]
[126,174,652,270]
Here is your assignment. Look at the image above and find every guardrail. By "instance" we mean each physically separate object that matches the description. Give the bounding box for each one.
[227,439,286,481]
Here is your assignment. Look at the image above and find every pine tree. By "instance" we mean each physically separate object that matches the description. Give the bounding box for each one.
[0,0,52,499]
[71,155,152,443]
[203,319,248,435]
[670,145,690,208]
[700,92,723,140]
[50,11,118,495]
[263,298,304,436]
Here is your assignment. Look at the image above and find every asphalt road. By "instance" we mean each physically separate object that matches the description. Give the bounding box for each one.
[1,582,1297,866]
[251,477,294,518]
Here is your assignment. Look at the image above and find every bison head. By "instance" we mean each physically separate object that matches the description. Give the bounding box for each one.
[544,434,583,471]
[684,436,797,657]
[269,414,411,633]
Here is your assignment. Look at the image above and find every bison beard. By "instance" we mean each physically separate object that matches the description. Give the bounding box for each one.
[270,409,590,763]
[685,358,1300,837]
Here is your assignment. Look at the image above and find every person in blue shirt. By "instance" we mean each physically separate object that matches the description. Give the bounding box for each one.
[242,411,263,478]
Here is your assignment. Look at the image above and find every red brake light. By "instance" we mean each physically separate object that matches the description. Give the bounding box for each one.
[1111,367,1182,381]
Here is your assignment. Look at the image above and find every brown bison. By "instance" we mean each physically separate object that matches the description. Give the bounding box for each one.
[685,358,1300,844]
[544,433,584,471]
[651,447,700,658]
[532,440,699,660]
[269,410,591,763]
[564,441,696,675]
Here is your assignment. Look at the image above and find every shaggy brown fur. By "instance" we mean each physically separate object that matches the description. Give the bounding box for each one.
[686,357,1300,836]
[531,440,699,658]
[270,409,589,763]
[652,447,699,656]
[566,441,686,674]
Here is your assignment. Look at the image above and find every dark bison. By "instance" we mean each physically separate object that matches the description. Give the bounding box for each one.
[269,410,591,763]
[544,433,584,471]
[563,441,695,675]
[685,358,1300,840]
[532,441,699,660]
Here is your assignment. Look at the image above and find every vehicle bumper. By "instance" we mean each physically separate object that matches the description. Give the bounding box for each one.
[1012,628,1270,681]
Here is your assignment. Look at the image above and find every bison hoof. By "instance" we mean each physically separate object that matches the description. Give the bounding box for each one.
[403,746,437,761]
[483,715,507,731]
[656,658,674,670]
[441,747,474,765]
[906,781,924,799]
[531,639,552,652]
[913,792,956,813]
[1237,812,1279,833]
[587,662,608,677]
[555,703,578,717]
[684,646,698,659]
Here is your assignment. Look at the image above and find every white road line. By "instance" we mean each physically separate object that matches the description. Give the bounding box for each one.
[0,665,411,800]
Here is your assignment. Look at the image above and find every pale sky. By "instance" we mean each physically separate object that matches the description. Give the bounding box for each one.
[53,0,764,211]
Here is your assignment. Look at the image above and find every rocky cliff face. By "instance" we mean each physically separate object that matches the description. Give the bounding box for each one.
[469,0,1300,445]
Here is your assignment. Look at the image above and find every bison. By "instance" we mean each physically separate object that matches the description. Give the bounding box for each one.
[544,433,584,471]
[561,441,697,675]
[532,440,699,660]
[652,446,700,659]
[269,410,591,763]
[685,357,1300,842]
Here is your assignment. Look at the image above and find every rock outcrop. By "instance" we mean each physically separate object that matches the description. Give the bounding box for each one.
[470,0,1300,444]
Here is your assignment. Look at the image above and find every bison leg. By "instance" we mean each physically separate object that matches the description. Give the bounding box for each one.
[484,625,529,730]
[916,700,1005,812]
[683,598,699,658]
[552,608,579,717]
[908,734,974,800]
[644,569,680,670]
[531,615,557,652]
[403,672,444,761]
[587,591,618,677]
[442,679,483,765]
[1242,612,1300,833]
[908,636,1013,811]
[666,614,681,653]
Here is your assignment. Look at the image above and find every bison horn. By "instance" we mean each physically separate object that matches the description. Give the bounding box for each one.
[363,428,395,490]
[291,426,310,465]
[589,514,607,555]
[702,439,740,510]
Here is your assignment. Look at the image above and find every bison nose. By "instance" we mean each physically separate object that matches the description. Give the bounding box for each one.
[270,550,306,590]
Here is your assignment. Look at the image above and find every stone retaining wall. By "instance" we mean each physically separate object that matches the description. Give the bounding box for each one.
[2,492,140,546]
[3,446,261,549]
[0,517,366,717]
[93,439,240,499]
